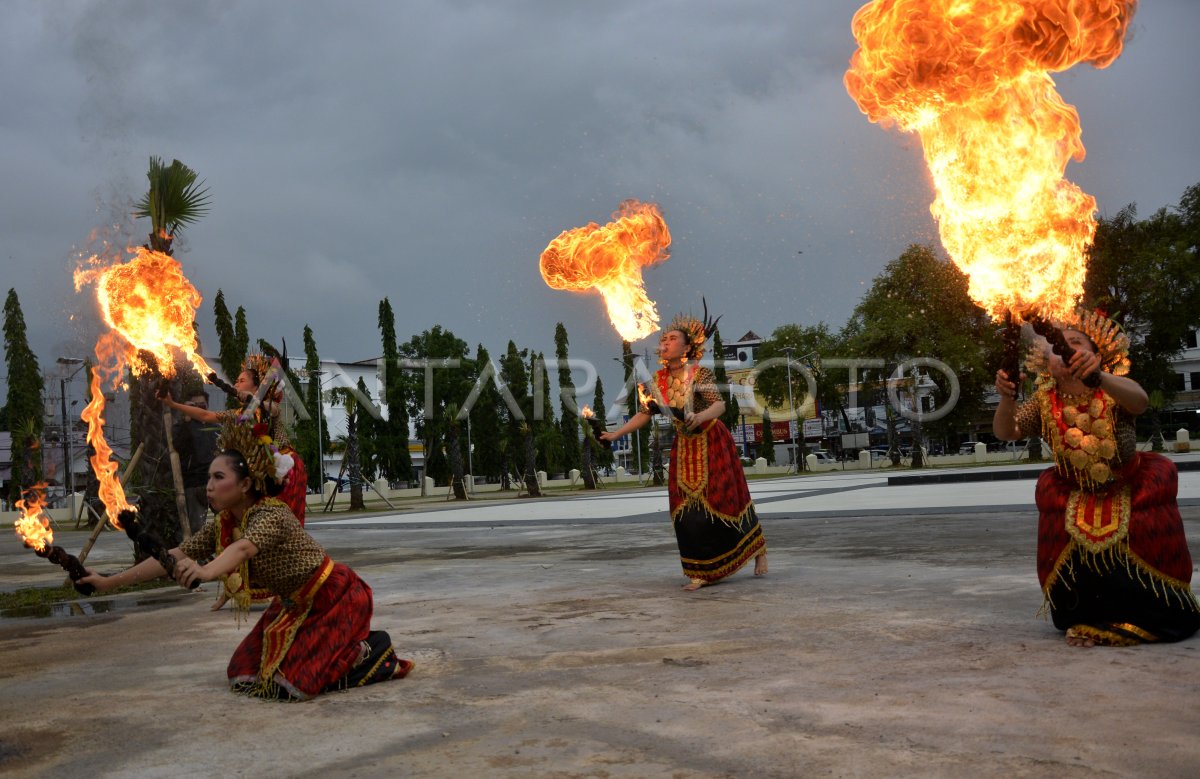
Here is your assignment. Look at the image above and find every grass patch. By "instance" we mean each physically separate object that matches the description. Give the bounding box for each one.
[0,578,175,611]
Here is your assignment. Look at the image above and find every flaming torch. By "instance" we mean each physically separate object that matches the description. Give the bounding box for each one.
[579,405,612,450]
[540,199,671,342]
[73,247,216,530]
[13,484,95,595]
[844,0,1138,375]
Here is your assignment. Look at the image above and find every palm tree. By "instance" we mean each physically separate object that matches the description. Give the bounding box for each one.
[129,157,211,547]
[445,404,468,500]
[329,388,366,511]
[134,157,211,254]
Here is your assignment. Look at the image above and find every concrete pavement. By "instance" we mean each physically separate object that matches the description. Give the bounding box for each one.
[1,462,1198,778]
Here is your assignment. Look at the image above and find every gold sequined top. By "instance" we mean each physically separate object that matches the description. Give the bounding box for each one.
[1014,395,1137,465]
[660,365,722,413]
[181,500,325,595]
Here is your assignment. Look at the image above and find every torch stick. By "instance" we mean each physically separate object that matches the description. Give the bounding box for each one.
[998,311,1023,390]
[162,402,192,541]
[75,442,144,568]
[117,509,201,590]
[36,544,95,595]
[582,416,613,450]
[1027,315,1102,389]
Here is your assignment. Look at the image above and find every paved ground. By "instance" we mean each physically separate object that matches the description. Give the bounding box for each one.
[2,462,1199,778]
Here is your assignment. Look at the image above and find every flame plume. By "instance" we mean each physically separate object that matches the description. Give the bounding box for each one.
[844,0,1137,320]
[13,482,53,552]
[74,247,215,528]
[540,199,671,341]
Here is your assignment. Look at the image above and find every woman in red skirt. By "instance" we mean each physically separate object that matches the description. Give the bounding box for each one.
[80,420,412,700]
[994,309,1200,647]
[603,305,767,591]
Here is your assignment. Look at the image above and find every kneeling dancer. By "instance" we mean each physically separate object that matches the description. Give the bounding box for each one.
[994,309,1200,647]
[81,420,413,699]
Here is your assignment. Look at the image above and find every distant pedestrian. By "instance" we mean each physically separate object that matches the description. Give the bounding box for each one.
[174,390,218,533]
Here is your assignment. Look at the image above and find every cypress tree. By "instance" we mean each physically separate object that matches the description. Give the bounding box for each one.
[3,289,44,504]
[377,299,412,485]
[553,323,580,472]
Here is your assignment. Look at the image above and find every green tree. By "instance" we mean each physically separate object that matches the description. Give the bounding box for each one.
[134,156,210,254]
[377,299,412,484]
[3,289,44,503]
[847,244,1001,461]
[212,289,239,408]
[400,326,470,486]
[755,323,848,467]
[1085,183,1200,444]
[553,323,581,473]
[501,340,540,496]
[233,307,249,367]
[532,351,563,476]
[592,375,614,469]
[467,344,506,482]
[293,325,329,491]
[760,407,776,464]
[619,340,650,474]
[329,383,366,510]
[129,157,211,547]
[712,330,741,431]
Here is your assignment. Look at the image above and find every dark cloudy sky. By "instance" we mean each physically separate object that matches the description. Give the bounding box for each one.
[2,0,1196,400]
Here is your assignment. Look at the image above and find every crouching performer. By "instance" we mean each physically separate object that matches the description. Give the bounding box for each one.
[994,309,1200,647]
[80,419,414,699]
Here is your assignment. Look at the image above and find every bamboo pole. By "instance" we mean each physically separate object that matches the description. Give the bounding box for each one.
[74,443,144,569]
[163,407,193,542]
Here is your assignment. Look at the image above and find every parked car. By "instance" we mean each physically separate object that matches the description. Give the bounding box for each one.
[959,441,981,455]
[810,450,835,464]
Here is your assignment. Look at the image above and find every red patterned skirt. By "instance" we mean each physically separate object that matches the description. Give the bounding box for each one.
[228,558,413,699]
[668,420,766,582]
[1035,452,1200,644]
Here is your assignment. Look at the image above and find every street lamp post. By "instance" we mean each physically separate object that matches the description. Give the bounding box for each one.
[56,357,86,519]
[782,347,797,472]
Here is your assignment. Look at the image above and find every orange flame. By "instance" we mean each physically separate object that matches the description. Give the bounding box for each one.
[540,199,671,341]
[13,482,53,552]
[74,247,215,528]
[636,383,652,410]
[844,0,1137,320]
[580,405,594,419]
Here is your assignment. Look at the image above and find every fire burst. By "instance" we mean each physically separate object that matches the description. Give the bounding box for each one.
[844,0,1137,320]
[74,247,215,527]
[540,199,671,341]
[13,482,53,552]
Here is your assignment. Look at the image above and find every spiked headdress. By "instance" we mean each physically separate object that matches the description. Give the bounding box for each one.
[664,297,722,361]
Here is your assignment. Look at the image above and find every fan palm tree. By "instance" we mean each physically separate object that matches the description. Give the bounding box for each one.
[129,157,211,548]
[134,157,211,254]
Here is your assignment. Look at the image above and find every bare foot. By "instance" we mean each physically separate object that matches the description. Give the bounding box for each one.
[210,592,229,612]
[1065,627,1095,648]
[681,578,706,592]
[754,552,768,576]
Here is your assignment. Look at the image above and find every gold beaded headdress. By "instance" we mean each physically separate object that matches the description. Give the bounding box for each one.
[1024,308,1131,377]
[242,353,273,385]
[216,417,291,494]
[664,298,722,361]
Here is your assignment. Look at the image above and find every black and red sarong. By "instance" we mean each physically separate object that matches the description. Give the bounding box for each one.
[669,418,765,583]
[1036,452,1200,645]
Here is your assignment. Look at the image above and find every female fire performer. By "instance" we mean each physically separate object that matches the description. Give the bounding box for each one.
[162,353,308,526]
[601,306,767,591]
[993,309,1200,647]
[79,419,414,700]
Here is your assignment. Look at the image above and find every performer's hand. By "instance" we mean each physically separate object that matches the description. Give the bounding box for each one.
[172,556,205,588]
[994,369,1019,401]
[1067,350,1101,381]
[684,412,702,431]
[78,569,113,593]
[599,431,618,443]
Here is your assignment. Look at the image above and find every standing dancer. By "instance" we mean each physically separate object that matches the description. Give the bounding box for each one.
[80,418,413,700]
[994,310,1199,647]
[163,353,308,525]
[603,305,767,591]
